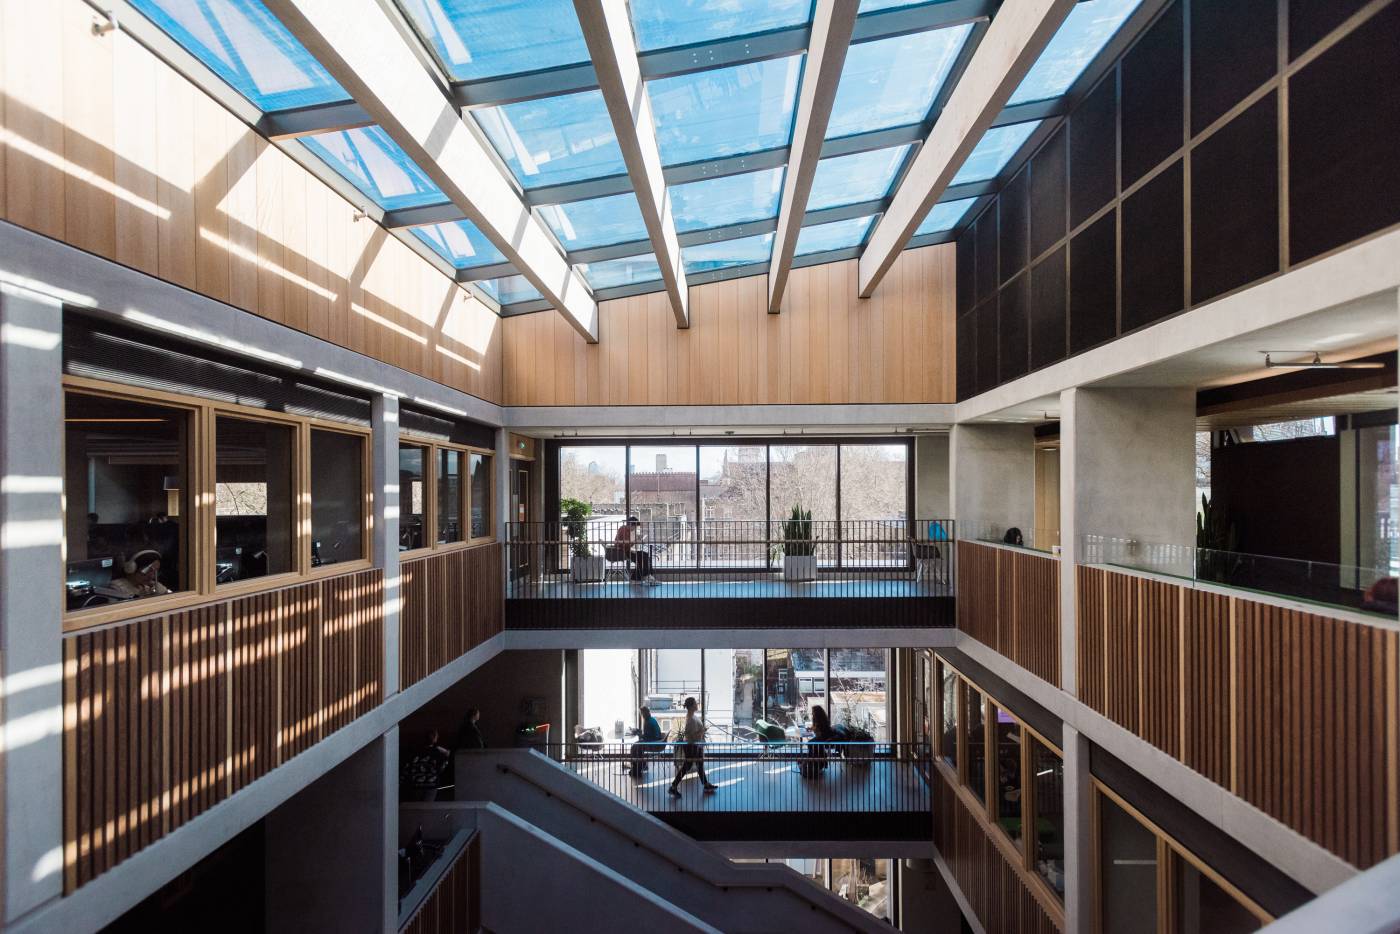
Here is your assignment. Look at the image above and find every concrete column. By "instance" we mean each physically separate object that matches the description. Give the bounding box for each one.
[898,857,964,932]
[265,733,393,934]
[0,283,65,921]
[1057,386,1196,695]
[379,727,399,934]
[1061,723,1093,934]
[495,428,511,589]
[915,434,951,520]
[949,423,1036,536]
[372,394,400,698]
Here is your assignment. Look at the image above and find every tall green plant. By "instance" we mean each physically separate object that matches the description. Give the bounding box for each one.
[782,504,815,558]
[1195,493,1238,583]
[559,497,593,558]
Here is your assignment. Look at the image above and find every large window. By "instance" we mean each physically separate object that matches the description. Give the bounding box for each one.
[64,392,191,610]
[558,441,913,568]
[831,858,891,921]
[400,444,427,550]
[1032,737,1065,896]
[62,384,375,625]
[437,448,463,544]
[309,428,365,566]
[939,662,958,767]
[830,649,888,740]
[398,439,494,553]
[764,648,825,736]
[992,706,1023,848]
[469,452,493,539]
[965,685,987,802]
[1099,792,1159,934]
[215,416,294,582]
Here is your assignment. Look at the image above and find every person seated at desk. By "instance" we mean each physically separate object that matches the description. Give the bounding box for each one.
[612,516,657,585]
[801,705,838,778]
[103,550,170,601]
[628,705,663,776]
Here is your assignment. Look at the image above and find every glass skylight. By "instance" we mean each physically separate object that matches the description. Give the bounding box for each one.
[578,254,663,290]
[915,197,978,236]
[1008,0,1142,105]
[396,0,589,82]
[649,56,804,166]
[949,121,1041,185]
[629,0,812,51]
[669,168,785,233]
[130,0,347,111]
[474,90,625,190]
[795,215,875,256]
[683,233,775,275]
[857,0,929,10]
[410,220,507,269]
[807,145,911,212]
[302,126,445,211]
[826,25,972,139]
[538,193,649,251]
[479,275,543,305]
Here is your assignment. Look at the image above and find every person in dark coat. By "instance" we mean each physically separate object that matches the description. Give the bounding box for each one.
[455,707,485,750]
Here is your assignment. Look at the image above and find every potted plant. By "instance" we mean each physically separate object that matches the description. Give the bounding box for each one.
[560,498,605,582]
[781,504,817,582]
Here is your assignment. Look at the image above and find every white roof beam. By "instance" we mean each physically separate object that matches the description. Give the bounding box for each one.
[262,0,599,341]
[573,0,689,328]
[767,0,860,313]
[858,0,1076,298]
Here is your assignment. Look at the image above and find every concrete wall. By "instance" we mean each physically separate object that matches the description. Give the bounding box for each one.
[949,423,1036,535]
[401,650,565,752]
[898,857,966,932]
[264,737,391,934]
[915,434,951,520]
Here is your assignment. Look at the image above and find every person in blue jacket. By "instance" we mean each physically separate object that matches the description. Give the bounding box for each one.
[628,705,663,776]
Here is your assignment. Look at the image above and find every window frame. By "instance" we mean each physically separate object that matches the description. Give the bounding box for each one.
[397,431,497,556]
[61,376,373,631]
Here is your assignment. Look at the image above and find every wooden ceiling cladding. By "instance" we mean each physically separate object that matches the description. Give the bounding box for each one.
[503,246,956,407]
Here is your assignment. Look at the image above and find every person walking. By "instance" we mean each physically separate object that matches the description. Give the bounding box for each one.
[668,697,717,797]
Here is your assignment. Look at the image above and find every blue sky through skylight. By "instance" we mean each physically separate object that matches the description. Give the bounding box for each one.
[1008,0,1141,105]
[650,57,804,166]
[302,126,445,210]
[131,0,347,111]
[397,0,589,81]
[478,275,543,305]
[807,145,912,212]
[915,197,978,236]
[950,122,1041,185]
[669,168,785,232]
[474,90,626,189]
[629,0,813,51]
[795,215,875,255]
[539,193,649,251]
[579,254,663,290]
[827,25,972,139]
[410,220,507,269]
[683,233,775,274]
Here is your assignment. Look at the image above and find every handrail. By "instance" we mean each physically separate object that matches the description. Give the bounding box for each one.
[397,827,474,931]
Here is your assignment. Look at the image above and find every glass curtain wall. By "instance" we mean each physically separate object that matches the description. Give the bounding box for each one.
[829,649,889,740]
[560,441,910,569]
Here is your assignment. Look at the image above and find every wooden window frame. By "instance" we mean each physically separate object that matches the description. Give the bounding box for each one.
[61,376,372,631]
[397,432,497,556]
[1091,779,1274,933]
[466,450,495,545]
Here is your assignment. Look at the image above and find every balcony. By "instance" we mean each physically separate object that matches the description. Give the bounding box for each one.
[504,520,956,630]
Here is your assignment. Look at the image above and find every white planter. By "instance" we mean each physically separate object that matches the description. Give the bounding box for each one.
[783,555,818,582]
[570,555,606,582]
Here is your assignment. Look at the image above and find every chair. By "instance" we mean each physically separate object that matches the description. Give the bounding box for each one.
[603,544,633,582]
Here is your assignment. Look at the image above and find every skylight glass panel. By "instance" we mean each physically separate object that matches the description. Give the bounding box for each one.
[857,0,930,10]
[650,56,804,166]
[629,0,812,51]
[915,197,978,236]
[950,121,1041,185]
[397,0,589,81]
[669,168,785,233]
[129,0,347,111]
[479,275,543,305]
[474,90,626,189]
[826,24,972,139]
[410,220,507,269]
[807,145,911,212]
[683,233,775,275]
[578,254,663,290]
[302,126,445,211]
[1008,0,1142,105]
[538,193,649,251]
[795,215,875,255]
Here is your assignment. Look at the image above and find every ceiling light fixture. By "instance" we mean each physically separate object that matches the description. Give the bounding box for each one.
[1262,351,1385,370]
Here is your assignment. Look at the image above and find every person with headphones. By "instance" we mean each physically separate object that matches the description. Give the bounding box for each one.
[106,549,170,600]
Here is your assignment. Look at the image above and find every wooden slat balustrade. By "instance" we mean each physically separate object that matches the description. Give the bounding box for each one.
[399,544,503,690]
[957,541,1062,687]
[63,568,384,891]
[1076,564,1400,869]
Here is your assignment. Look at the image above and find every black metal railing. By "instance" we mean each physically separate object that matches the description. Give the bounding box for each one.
[506,519,955,600]
[546,741,932,815]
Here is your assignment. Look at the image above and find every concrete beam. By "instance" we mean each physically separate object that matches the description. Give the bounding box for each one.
[574,0,689,328]
[858,0,1075,297]
[263,0,600,342]
[767,0,859,313]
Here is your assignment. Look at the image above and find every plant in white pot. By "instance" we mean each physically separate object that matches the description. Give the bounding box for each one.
[561,498,605,582]
[781,505,818,582]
